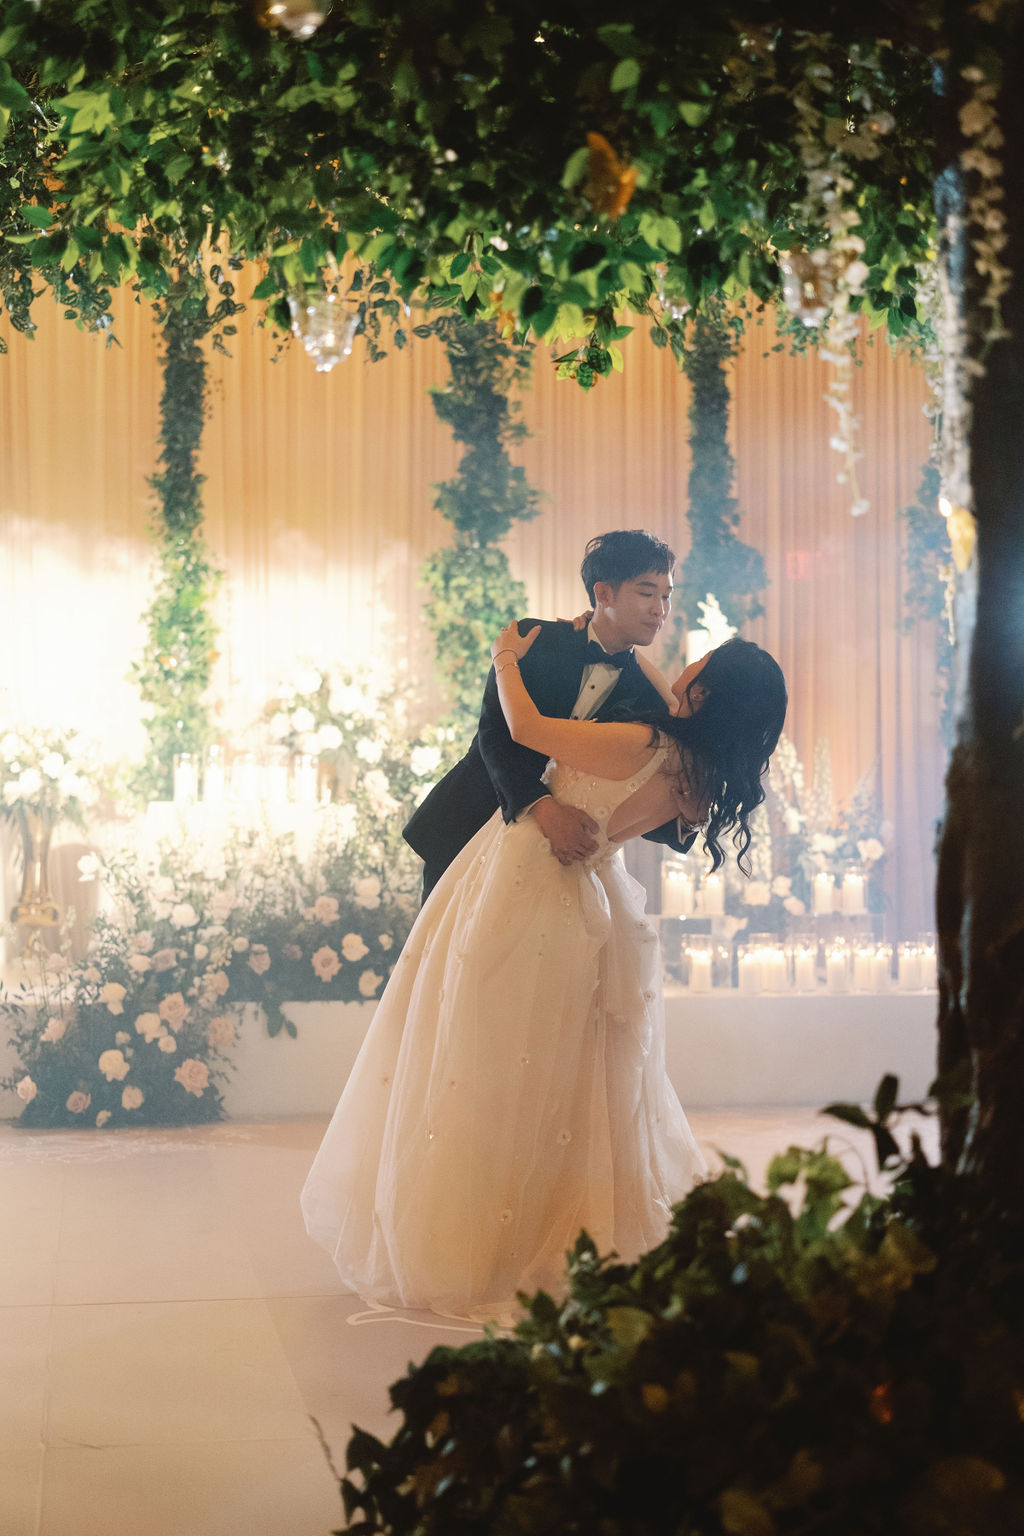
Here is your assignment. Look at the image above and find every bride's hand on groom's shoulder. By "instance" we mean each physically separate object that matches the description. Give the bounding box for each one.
[491,620,541,662]
[555,608,593,631]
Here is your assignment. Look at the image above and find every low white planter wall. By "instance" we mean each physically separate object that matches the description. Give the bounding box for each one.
[1,991,938,1121]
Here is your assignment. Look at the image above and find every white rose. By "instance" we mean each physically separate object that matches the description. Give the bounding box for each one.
[209,890,236,923]
[316,723,343,751]
[16,1075,37,1102]
[121,1085,144,1111]
[127,953,152,974]
[857,838,885,864]
[358,970,383,997]
[0,732,24,758]
[771,876,792,897]
[96,1110,112,1128]
[362,770,399,820]
[352,875,381,911]
[170,902,199,929]
[194,943,209,961]
[355,737,383,764]
[232,936,249,953]
[295,667,323,696]
[783,896,807,915]
[152,876,177,900]
[99,982,127,1015]
[328,683,366,715]
[410,745,442,777]
[17,768,41,796]
[378,934,393,950]
[40,750,65,777]
[291,707,316,734]
[76,852,102,882]
[783,806,805,835]
[40,1015,67,1043]
[2,782,21,804]
[811,833,837,856]
[268,711,290,740]
[133,930,155,953]
[158,1035,177,1054]
[135,1012,163,1042]
[83,965,102,983]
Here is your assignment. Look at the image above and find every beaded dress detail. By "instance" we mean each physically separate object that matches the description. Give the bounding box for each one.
[301,743,706,1322]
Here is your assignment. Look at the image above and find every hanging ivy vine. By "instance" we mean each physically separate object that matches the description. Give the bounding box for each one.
[128,263,244,800]
[673,308,768,632]
[415,312,542,738]
[900,456,954,748]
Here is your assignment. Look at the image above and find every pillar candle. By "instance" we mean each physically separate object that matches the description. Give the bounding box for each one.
[688,949,712,992]
[825,945,848,993]
[662,867,695,918]
[793,948,817,991]
[853,946,874,991]
[813,872,834,916]
[841,872,866,916]
[702,873,724,917]
[898,945,922,990]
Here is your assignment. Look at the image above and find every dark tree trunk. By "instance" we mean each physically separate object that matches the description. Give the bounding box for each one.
[936,11,1024,1192]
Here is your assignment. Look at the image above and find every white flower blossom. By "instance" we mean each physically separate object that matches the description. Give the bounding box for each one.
[316,723,343,751]
[341,933,369,962]
[358,970,383,997]
[291,707,316,734]
[76,852,102,882]
[410,745,442,777]
[170,902,199,929]
[352,875,382,910]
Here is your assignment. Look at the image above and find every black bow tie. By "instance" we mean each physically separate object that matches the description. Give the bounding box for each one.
[584,639,634,670]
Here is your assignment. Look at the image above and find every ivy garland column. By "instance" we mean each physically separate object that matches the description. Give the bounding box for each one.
[129,271,228,801]
[673,309,767,632]
[418,315,541,741]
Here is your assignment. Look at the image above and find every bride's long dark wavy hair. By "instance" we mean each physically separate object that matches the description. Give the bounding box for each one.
[644,638,787,873]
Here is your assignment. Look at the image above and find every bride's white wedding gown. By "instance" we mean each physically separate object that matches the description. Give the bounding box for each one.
[301,744,706,1322]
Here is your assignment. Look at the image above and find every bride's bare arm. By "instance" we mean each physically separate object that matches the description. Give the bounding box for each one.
[491,624,655,781]
[635,650,679,713]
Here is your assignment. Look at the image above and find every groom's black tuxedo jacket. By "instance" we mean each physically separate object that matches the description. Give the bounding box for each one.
[403,619,697,896]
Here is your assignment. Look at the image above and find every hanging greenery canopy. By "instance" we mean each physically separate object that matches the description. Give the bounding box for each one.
[0,1,938,366]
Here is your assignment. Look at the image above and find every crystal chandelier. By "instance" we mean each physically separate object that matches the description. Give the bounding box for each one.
[287,291,361,372]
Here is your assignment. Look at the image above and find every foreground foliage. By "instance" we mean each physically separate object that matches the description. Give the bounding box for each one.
[341,1084,1024,1536]
[0,2,937,368]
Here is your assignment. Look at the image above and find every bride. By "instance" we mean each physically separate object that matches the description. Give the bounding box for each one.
[301,623,787,1323]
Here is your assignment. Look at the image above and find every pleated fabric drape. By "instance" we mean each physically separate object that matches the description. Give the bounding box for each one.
[0,289,940,935]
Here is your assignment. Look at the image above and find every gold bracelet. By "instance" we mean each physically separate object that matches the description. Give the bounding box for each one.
[494,659,519,673]
[493,648,518,660]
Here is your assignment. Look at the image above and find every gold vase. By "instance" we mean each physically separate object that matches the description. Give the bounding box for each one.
[11,805,59,951]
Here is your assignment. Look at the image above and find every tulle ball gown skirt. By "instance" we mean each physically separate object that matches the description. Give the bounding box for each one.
[300,810,706,1323]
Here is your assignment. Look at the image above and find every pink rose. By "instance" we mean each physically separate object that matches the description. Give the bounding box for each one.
[66,1090,91,1115]
[98,1049,130,1082]
[311,945,341,982]
[158,1035,177,1054]
[247,944,271,975]
[133,929,155,953]
[16,1075,37,1103]
[135,1012,163,1042]
[121,1085,144,1111]
[205,970,230,996]
[158,992,190,1031]
[341,933,369,963]
[174,1058,210,1097]
[282,943,302,961]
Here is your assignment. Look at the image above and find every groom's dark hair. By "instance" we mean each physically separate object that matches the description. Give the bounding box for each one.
[581,529,675,604]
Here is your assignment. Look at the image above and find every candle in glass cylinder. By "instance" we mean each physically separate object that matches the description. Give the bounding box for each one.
[203,746,225,803]
[853,944,874,992]
[793,944,817,991]
[761,944,788,992]
[293,753,320,805]
[662,865,695,918]
[686,938,713,992]
[919,936,938,989]
[173,753,197,804]
[825,941,849,993]
[702,873,725,916]
[872,944,893,991]
[813,872,834,916]
[841,871,867,915]
[898,943,922,990]
[738,946,761,993]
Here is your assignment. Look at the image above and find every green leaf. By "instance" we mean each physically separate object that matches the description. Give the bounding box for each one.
[823,1102,872,1130]
[251,275,278,300]
[611,58,640,93]
[699,197,717,230]
[22,204,53,229]
[678,100,710,128]
[561,144,590,191]
[605,1306,652,1347]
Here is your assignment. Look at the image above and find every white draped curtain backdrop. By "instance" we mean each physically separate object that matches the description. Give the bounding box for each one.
[0,290,940,937]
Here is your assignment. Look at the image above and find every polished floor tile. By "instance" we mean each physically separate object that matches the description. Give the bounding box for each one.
[39,1440,342,1536]
[47,1299,312,1447]
[0,1108,938,1535]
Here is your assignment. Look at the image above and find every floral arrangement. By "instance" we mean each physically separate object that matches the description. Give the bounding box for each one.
[1,814,418,1128]
[0,724,96,827]
[692,735,890,935]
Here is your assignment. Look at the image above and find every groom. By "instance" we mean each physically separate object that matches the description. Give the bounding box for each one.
[404,529,697,899]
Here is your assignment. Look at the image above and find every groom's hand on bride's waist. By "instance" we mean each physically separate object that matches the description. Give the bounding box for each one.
[531,799,600,866]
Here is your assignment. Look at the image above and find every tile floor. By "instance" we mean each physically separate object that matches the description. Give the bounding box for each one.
[0,1109,938,1536]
